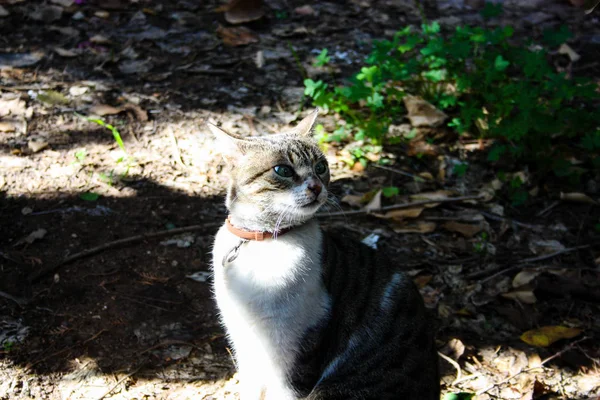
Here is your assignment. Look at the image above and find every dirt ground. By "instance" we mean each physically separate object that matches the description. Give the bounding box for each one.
[1,0,599,399]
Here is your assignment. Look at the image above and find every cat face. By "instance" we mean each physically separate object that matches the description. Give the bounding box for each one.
[209,110,330,230]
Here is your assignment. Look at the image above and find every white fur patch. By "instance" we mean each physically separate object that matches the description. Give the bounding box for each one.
[212,220,331,400]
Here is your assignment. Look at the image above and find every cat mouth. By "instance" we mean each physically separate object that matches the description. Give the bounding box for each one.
[301,200,321,209]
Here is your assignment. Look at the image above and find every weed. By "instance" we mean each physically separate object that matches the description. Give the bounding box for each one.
[76,113,128,157]
[304,16,599,179]
[3,341,14,352]
[75,149,87,163]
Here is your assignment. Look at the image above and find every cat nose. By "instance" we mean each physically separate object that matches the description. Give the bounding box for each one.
[307,180,322,196]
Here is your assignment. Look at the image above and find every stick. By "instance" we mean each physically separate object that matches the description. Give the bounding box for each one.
[0,290,29,307]
[371,164,429,181]
[475,337,589,396]
[318,194,484,218]
[477,210,541,230]
[438,351,462,384]
[28,222,223,282]
[96,365,143,400]
[466,244,591,281]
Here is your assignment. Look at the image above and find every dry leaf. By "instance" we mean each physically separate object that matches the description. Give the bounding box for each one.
[441,338,465,361]
[528,239,565,255]
[224,0,265,24]
[340,194,364,208]
[16,228,47,245]
[295,5,316,15]
[403,95,447,127]
[406,140,440,157]
[409,190,454,207]
[558,43,581,62]
[392,221,436,234]
[443,221,484,238]
[0,121,16,132]
[54,47,78,57]
[520,326,582,347]
[89,104,123,116]
[512,270,540,288]
[560,192,597,205]
[364,190,382,212]
[122,103,148,121]
[501,289,537,304]
[28,139,48,153]
[413,274,432,288]
[216,25,259,47]
[382,207,424,220]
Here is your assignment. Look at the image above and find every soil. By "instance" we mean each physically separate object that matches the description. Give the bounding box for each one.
[1,0,599,399]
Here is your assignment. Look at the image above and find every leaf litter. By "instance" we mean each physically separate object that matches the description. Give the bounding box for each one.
[0,1,599,399]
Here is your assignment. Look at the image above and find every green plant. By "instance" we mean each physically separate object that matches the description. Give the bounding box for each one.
[382,186,400,197]
[3,341,14,352]
[314,49,331,67]
[76,113,128,158]
[75,149,87,163]
[304,18,600,178]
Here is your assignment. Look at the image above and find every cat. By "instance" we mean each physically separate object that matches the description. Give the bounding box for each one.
[209,109,440,400]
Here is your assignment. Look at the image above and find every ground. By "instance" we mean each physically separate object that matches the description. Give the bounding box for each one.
[1,0,599,399]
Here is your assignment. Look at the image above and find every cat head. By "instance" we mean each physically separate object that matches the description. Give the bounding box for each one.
[209,109,330,231]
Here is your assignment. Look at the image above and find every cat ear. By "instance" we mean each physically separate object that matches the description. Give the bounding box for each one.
[290,108,319,138]
[208,123,249,161]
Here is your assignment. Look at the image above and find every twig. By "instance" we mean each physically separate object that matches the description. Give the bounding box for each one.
[438,351,462,384]
[475,336,590,396]
[371,164,429,181]
[318,195,484,218]
[536,200,560,217]
[0,289,28,307]
[477,210,541,230]
[467,244,591,281]
[96,365,143,400]
[28,222,223,282]
[168,126,187,168]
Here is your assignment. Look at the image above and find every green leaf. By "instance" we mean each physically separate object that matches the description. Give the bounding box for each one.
[494,55,510,71]
[314,49,331,67]
[480,2,503,19]
[453,163,468,177]
[487,145,506,162]
[80,192,100,201]
[382,186,400,198]
[357,66,378,82]
[542,25,572,47]
[443,393,475,400]
[367,92,384,108]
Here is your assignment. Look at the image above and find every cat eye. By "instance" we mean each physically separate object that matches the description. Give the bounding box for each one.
[315,161,328,175]
[274,165,295,178]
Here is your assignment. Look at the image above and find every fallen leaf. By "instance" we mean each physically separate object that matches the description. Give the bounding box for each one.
[89,104,122,116]
[0,51,45,68]
[558,43,581,62]
[392,221,436,234]
[295,5,316,15]
[69,86,88,96]
[441,338,465,361]
[403,95,448,127]
[36,90,69,105]
[512,270,540,288]
[54,47,79,57]
[51,0,74,6]
[409,190,455,207]
[0,5,9,17]
[340,194,364,207]
[0,97,26,117]
[520,326,582,347]
[30,5,63,22]
[94,10,110,18]
[364,190,382,212]
[413,274,432,288]
[89,35,111,44]
[560,192,597,205]
[216,25,259,47]
[381,207,424,219]
[122,103,148,121]
[0,121,16,132]
[15,228,47,245]
[119,59,153,74]
[501,289,537,304]
[224,0,264,24]
[28,140,49,153]
[528,239,565,255]
[186,271,211,282]
[406,140,440,157]
[443,221,484,238]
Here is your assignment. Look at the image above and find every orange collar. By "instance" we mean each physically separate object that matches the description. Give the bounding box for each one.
[226,216,293,241]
